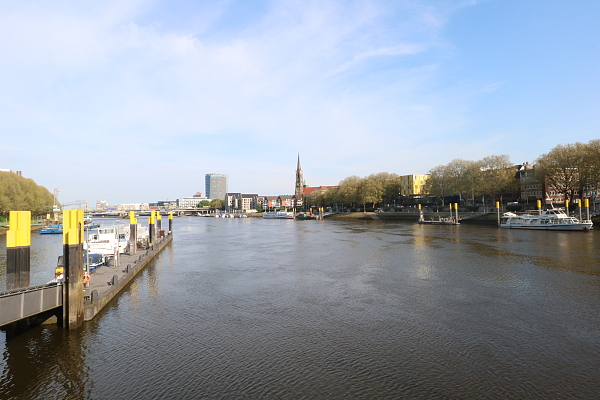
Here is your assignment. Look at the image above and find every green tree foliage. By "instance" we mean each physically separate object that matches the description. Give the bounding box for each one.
[534,140,600,202]
[210,199,224,209]
[424,155,517,203]
[305,173,402,208]
[0,171,55,215]
[197,200,211,207]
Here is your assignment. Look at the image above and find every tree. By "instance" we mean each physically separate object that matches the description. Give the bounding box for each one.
[478,155,518,199]
[336,176,361,206]
[210,199,224,209]
[0,171,55,215]
[534,142,594,202]
[424,156,516,205]
[424,164,455,206]
[586,139,600,199]
[197,200,211,207]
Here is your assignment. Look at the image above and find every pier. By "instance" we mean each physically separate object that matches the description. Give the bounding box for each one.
[83,232,172,321]
[0,210,173,338]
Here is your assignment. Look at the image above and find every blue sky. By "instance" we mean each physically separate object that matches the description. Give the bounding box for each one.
[1,0,598,205]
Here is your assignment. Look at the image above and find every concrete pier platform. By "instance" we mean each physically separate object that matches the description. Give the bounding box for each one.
[83,232,173,321]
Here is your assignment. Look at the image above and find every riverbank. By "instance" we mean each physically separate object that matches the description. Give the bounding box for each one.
[324,211,600,227]
[0,225,44,235]
[324,211,497,225]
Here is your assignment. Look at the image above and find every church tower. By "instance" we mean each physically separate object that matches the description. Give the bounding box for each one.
[295,153,304,198]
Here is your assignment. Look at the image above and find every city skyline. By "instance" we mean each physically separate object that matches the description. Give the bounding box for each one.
[1,1,598,205]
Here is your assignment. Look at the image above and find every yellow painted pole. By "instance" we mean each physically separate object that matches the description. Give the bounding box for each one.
[6,211,31,290]
[168,211,173,234]
[149,211,155,245]
[585,198,589,221]
[130,211,137,255]
[496,201,500,227]
[157,212,163,237]
[565,199,569,216]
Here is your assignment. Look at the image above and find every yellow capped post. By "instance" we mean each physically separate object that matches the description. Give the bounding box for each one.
[61,209,85,329]
[6,211,32,289]
[585,198,590,221]
[149,211,156,245]
[157,212,163,238]
[168,211,173,234]
[63,210,84,245]
[129,211,138,254]
[129,211,137,225]
[496,202,501,227]
[7,211,31,248]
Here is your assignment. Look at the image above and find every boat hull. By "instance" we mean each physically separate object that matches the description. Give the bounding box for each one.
[500,224,592,231]
[263,212,294,219]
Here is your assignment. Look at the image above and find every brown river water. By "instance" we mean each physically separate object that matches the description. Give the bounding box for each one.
[1,217,599,399]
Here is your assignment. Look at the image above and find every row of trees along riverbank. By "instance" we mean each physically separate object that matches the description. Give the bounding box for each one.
[0,171,55,218]
[304,140,599,209]
[425,140,600,205]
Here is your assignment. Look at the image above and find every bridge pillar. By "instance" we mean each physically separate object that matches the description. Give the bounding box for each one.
[62,210,85,330]
[129,211,137,255]
[6,211,31,290]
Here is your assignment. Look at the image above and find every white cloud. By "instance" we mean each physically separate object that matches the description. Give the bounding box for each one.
[0,0,490,202]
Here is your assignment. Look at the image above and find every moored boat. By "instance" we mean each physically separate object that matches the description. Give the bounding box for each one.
[296,212,317,220]
[85,225,130,255]
[418,216,459,225]
[263,211,295,219]
[39,224,63,234]
[500,207,592,231]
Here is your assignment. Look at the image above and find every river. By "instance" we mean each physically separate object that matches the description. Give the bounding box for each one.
[1,217,599,399]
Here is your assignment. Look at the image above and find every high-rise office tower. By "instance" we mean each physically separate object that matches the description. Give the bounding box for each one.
[205,173,228,201]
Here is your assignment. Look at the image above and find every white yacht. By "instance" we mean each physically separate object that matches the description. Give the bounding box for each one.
[263,211,295,219]
[500,207,592,231]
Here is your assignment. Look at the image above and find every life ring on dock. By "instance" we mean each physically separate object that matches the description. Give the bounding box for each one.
[83,274,91,284]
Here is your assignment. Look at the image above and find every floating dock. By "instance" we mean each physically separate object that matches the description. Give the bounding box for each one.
[83,232,173,321]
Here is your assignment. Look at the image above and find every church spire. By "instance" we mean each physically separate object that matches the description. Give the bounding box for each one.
[295,153,304,198]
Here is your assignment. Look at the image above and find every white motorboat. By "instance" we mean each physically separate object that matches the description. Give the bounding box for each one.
[500,207,592,231]
[263,211,295,219]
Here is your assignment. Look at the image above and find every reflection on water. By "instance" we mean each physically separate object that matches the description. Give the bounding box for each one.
[1,218,599,399]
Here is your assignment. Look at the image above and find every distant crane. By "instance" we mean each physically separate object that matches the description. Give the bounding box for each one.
[51,189,88,212]
[61,200,88,211]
